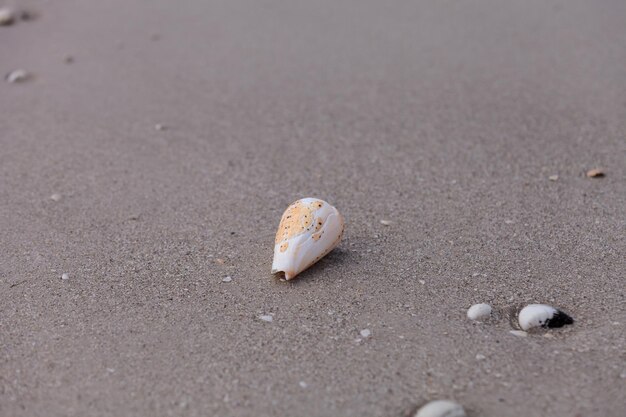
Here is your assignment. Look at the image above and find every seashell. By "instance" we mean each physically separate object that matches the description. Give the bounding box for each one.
[466,303,492,321]
[5,69,30,83]
[272,198,344,280]
[0,8,15,26]
[414,400,466,417]
[0,7,15,26]
[586,168,604,178]
[518,304,574,331]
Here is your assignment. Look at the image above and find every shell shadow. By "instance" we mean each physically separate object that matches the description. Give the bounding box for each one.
[275,246,354,285]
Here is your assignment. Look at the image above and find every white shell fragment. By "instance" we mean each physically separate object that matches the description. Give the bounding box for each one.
[5,69,30,83]
[467,303,492,321]
[259,315,273,322]
[518,304,574,331]
[414,400,466,417]
[0,8,15,25]
[61,273,69,280]
[272,198,344,280]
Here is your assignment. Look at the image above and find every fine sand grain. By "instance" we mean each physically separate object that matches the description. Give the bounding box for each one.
[1,1,625,416]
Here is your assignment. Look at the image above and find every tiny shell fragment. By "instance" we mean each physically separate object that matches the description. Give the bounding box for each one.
[414,400,466,417]
[0,8,15,25]
[6,69,30,83]
[586,168,604,178]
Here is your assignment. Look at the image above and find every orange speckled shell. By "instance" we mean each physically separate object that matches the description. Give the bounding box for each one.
[271,198,343,280]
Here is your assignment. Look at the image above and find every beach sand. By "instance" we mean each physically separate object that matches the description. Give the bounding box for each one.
[1,1,624,416]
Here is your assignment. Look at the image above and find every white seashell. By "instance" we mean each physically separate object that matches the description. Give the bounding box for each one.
[272,198,344,280]
[5,69,29,83]
[467,303,492,321]
[0,8,15,25]
[518,304,574,331]
[414,400,466,417]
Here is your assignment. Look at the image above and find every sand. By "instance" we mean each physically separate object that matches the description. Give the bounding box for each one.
[1,1,625,416]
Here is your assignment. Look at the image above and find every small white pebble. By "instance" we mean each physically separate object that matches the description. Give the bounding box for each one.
[6,69,30,83]
[222,276,232,282]
[61,273,69,280]
[360,329,371,338]
[418,279,426,285]
[380,219,392,226]
[549,175,559,181]
[259,315,273,322]
[504,219,515,224]
[0,8,15,25]
[299,381,307,388]
[50,193,62,201]
[154,124,167,131]
[510,330,528,337]
[475,353,486,361]
[414,399,466,417]
[467,303,492,321]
